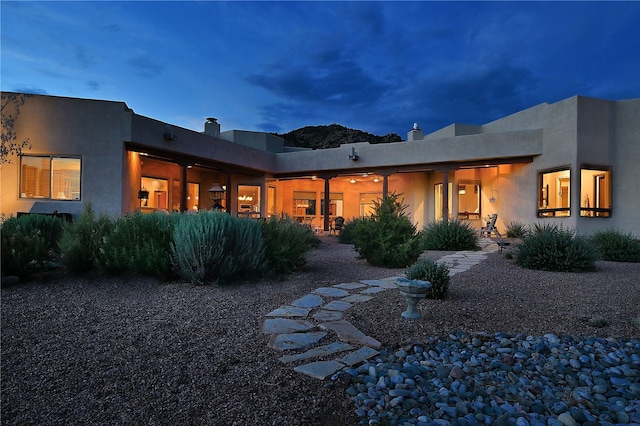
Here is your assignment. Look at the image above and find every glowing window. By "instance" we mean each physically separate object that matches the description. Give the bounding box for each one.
[20,155,81,200]
[538,168,571,217]
[580,167,611,217]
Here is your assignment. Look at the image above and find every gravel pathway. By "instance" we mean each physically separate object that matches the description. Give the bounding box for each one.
[2,237,639,425]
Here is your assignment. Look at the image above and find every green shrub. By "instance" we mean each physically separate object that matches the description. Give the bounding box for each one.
[338,217,362,244]
[97,211,178,276]
[515,223,597,272]
[506,221,529,238]
[352,193,423,268]
[57,202,113,275]
[170,211,264,285]
[1,214,63,278]
[421,220,480,251]
[261,213,317,276]
[588,228,640,262]
[405,258,451,299]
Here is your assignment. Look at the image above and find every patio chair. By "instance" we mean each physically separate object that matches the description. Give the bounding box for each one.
[479,214,502,238]
[330,216,345,235]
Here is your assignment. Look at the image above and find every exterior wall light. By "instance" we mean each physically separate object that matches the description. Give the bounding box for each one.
[348,147,359,161]
[138,187,149,200]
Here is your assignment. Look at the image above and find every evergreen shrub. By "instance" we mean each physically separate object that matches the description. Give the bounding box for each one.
[57,202,113,275]
[515,223,597,272]
[405,258,451,299]
[352,193,423,268]
[338,217,362,244]
[1,214,63,278]
[170,212,264,285]
[588,229,640,262]
[421,220,480,251]
[97,211,178,276]
[506,221,529,238]
[261,214,317,276]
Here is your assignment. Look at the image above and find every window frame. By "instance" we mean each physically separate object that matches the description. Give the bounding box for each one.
[457,180,481,220]
[580,165,612,218]
[19,154,82,201]
[537,166,571,217]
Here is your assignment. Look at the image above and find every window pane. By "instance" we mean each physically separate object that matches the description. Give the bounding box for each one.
[360,192,382,217]
[51,157,81,200]
[457,181,480,219]
[538,169,570,217]
[20,156,50,198]
[141,177,169,210]
[238,184,261,218]
[293,191,316,217]
[320,192,343,216]
[580,168,611,217]
[434,183,452,221]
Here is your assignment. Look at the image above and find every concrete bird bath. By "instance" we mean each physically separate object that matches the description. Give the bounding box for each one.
[394,277,432,319]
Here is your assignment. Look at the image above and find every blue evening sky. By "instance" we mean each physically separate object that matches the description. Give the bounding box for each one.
[2,1,639,136]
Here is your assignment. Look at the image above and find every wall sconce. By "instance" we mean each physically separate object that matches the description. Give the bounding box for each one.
[348,146,359,161]
[350,178,357,184]
[458,185,466,195]
[489,189,498,204]
[208,183,225,201]
[373,177,380,183]
[163,125,178,141]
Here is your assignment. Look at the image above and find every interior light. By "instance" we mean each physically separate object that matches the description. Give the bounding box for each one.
[350,179,357,184]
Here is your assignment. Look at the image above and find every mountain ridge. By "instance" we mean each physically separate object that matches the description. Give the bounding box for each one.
[276,123,402,149]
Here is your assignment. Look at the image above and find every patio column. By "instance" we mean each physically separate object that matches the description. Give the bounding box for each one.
[180,164,188,212]
[442,170,449,224]
[323,178,330,232]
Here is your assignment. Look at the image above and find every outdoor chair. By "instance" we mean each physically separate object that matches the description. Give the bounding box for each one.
[330,216,345,235]
[479,214,502,238]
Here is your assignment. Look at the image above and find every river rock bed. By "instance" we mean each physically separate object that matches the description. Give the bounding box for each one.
[331,331,640,426]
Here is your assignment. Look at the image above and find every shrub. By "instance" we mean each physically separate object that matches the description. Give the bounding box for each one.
[351,193,423,268]
[405,258,451,299]
[261,213,317,276]
[1,214,63,278]
[506,221,529,238]
[170,211,264,285]
[97,211,178,276]
[421,220,480,251]
[57,202,113,275]
[515,223,597,272]
[588,228,640,262]
[338,217,362,244]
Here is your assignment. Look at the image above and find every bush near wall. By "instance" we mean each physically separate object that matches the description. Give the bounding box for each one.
[57,202,113,275]
[1,214,64,279]
[170,212,265,285]
[97,211,179,277]
[421,220,480,251]
[515,223,597,272]
[260,214,317,277]
[352,193,423,268]
[588,229,640,263]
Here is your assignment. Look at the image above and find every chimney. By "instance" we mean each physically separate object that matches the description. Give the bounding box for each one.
[204,117,220,136]
[407,122,424,142]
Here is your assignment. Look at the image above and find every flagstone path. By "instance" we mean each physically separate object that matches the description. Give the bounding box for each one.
[262,239,500,379]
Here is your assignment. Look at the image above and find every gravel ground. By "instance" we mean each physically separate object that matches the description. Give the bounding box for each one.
[2,236,639,426]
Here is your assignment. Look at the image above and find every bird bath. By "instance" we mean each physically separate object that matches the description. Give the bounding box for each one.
[394,277,432,319]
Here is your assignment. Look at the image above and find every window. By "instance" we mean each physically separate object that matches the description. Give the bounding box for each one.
[434,182,452,221]
[580,166,611,217]
[360,192,382,217]
[293,191,316,218]
[538,167,571,217]
[238,185,261,218]
[457,181,481,220]
[141,177,169,210]
[172,181,199,212]
[320,192,343,217]
[20,155,81,200]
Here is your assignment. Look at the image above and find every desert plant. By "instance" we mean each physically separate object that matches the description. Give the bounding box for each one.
[351,193,423,268]
[506,221,529,239]
[170,211,264,285]
[405,258,451,299]
[97,211,178,276]
[1,214,63,278]
[588,228,640,262]
[260,213,317,276]
[57,202,113,274]
[338,217,362,244]
[515,223,597,272]
[421,219,480,251]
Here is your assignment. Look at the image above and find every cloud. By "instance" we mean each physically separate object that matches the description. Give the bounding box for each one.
[86,81,100,91]
[11,86,48,95]
[127,54,164,78]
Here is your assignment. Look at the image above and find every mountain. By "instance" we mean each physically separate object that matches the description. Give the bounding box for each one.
[277,124,402,149]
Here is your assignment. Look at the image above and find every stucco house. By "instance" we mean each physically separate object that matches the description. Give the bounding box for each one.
[1,92,639,236]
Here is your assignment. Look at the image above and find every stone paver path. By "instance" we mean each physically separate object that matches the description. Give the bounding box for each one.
[262,239,499,379]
